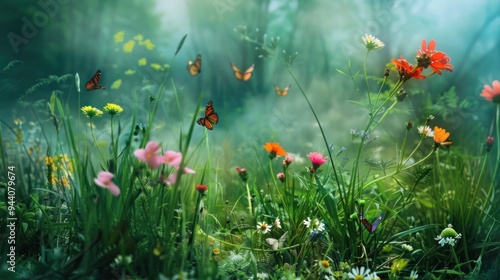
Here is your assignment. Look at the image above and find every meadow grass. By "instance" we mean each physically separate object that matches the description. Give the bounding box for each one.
[0,32,499,280]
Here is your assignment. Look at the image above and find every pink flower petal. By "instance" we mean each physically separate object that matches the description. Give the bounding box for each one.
[164,151,182,167]
[183,167,196,174]
[94,171,120,196]
[107,183,121,196]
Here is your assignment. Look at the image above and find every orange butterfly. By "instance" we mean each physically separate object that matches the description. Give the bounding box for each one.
[197,100,219,130]
[230,63,254,81]
[274,84,290,96]
[187,54,202,76]
[85,69,106,91]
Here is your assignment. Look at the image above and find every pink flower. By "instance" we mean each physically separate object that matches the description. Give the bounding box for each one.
[235,166,248,182]
[94,171,120,196]
[134,141,164,169]
[183,167,196,174]
[163,151,182,167]
[235,166,246,173]
[162,173,177,186]
[307,152,328,172]
[480,80,500,104]
[277,172,285,183]
[283,155,293,167]
[161,167,195,186]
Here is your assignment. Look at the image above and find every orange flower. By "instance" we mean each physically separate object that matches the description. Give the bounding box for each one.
[416,39,453,75]
[392,56,425,82]
[263,142,287,159]
[433,126,452,149]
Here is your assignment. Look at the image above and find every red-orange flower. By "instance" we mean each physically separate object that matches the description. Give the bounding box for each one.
[416,39,453,75]
[485,136,494,152]
[263,142,287,159]
[416,39,437,56]
[480,80,500,104]
[433,126,452,149]
[392,56,425,82]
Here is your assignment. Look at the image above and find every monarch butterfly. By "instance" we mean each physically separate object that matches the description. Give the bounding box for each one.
[230,63,254,81]
[187,54,202,76]
[85,69,106,91]
[358,214,382,233]
[197,100,219,130]
[274,84,290,96]
[266,231,288,250]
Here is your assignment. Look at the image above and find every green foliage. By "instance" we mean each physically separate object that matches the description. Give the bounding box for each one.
[425,86,474,120]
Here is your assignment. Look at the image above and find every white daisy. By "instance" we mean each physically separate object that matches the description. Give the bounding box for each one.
[257,221,272,234]
[348,266,372,279]
[361,34,385,51]
[417,125,434,137]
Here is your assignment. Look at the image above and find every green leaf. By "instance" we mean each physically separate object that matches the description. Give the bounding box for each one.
[175,34,188,55]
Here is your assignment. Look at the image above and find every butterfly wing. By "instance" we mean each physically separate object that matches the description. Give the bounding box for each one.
[358,214,372,232]
[266,238,279,250]
[197,100,218,130]
[274,84,290,96]
[231,63,254,81]
[242,64,254,81]
[278,231,288,248]
[187,54,202,76]
[370,215,382,233]
[230,63,243,80]
[85,69,106,91]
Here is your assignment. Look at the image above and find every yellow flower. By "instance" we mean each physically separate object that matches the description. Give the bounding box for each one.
[320,260,330,268]
[142,39,155,50]
[46,154,73,189]
[111,79,122,89]
[103,103,124,116]
[138,58,147,66]
[391,259,409,275]
[45,156,53,166]
[212,248,220,255]
[81,106,103,118]
[124,69,136,75]
[114,31,125,43]
[150,63,163,71]
[123,40,135,53]
[133,34,144,42]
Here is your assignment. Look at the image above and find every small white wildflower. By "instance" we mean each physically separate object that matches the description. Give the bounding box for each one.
[273,217,282,228]
[256,272,269,279]
[417,125,434,137]
[361,34,385,51]
[303,217,312,228]
[409,270,419,280]
[113,254,132,266]
[435,224,462,247]
[304,217,325,233]
[401,244,414,252]
[257,221,272,234]
[313,219,326,233]
[348,266,372,279]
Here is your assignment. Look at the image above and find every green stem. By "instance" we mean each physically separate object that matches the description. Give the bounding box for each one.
[363,148,435,190]
[363,50,372,109]
[110,115,117,166]
[485,104,500,204]
[245,181,253,216]
[89,118,105,164]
